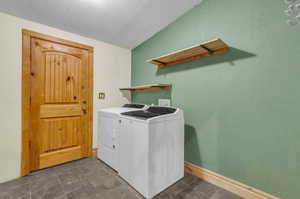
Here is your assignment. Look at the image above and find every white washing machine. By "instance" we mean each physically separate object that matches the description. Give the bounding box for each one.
[97,104,147,171]
[119,106,184,199]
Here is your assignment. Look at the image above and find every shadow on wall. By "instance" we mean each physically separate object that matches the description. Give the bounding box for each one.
[185,124,202,165]
[132,90,172,105]
[156,47,257,76]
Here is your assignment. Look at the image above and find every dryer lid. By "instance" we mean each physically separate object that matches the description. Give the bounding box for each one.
[122,104,146,108]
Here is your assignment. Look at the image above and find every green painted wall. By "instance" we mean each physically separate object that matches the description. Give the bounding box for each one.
[131,1,300,198]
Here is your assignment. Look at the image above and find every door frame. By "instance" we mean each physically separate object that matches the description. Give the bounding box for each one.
[21,29,94,176]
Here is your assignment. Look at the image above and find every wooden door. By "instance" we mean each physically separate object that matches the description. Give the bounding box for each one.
[22,30,93,173]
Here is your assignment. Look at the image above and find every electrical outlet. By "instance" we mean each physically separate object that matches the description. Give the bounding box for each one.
[159,99,171,107]
[98,92,105,100]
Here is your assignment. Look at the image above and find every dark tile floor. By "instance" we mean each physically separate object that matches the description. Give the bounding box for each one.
[0,158,243,199]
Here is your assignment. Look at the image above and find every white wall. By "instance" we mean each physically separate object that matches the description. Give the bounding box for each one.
[0,12,131,183]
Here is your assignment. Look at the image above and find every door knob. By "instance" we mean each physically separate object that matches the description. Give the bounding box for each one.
[82,100,87,104]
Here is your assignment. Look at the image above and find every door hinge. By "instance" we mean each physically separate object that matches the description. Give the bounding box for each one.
[29,96,32,105]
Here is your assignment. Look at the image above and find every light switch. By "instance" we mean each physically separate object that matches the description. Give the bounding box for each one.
[158,99,171,107]
[98,92,105,100]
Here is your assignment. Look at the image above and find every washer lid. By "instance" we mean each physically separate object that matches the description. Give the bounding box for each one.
[121,106,176,120]
[147,106,176,115]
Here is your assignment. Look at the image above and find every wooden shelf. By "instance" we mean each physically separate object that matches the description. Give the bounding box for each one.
[120,84,172,91]
[146,39,229,68]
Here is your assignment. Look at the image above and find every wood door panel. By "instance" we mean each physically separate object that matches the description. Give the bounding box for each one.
[39,146,82,169]
[40,117,82,153]
[45,53,82,103]
[40,104,82,118]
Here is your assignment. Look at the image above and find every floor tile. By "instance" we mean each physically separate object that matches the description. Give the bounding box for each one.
[31,182,64,199]
[106,185,142,199]
[66,187,91,199]
[210,189,244,199]
[0,183,30,199]
[164,180,191,198]
[0,158,244,199]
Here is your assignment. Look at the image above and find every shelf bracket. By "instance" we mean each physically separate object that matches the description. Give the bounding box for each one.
[200,45,214,55]
[153,59,166,65]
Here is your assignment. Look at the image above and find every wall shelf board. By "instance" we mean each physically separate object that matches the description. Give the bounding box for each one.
[146,39,229,68]
[120,84,172,91]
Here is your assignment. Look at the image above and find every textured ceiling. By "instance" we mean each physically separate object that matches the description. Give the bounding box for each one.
[0,0,203,49]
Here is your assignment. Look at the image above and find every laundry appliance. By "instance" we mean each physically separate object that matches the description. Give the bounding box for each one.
[119,106,184,199]
[97,104,147,171]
